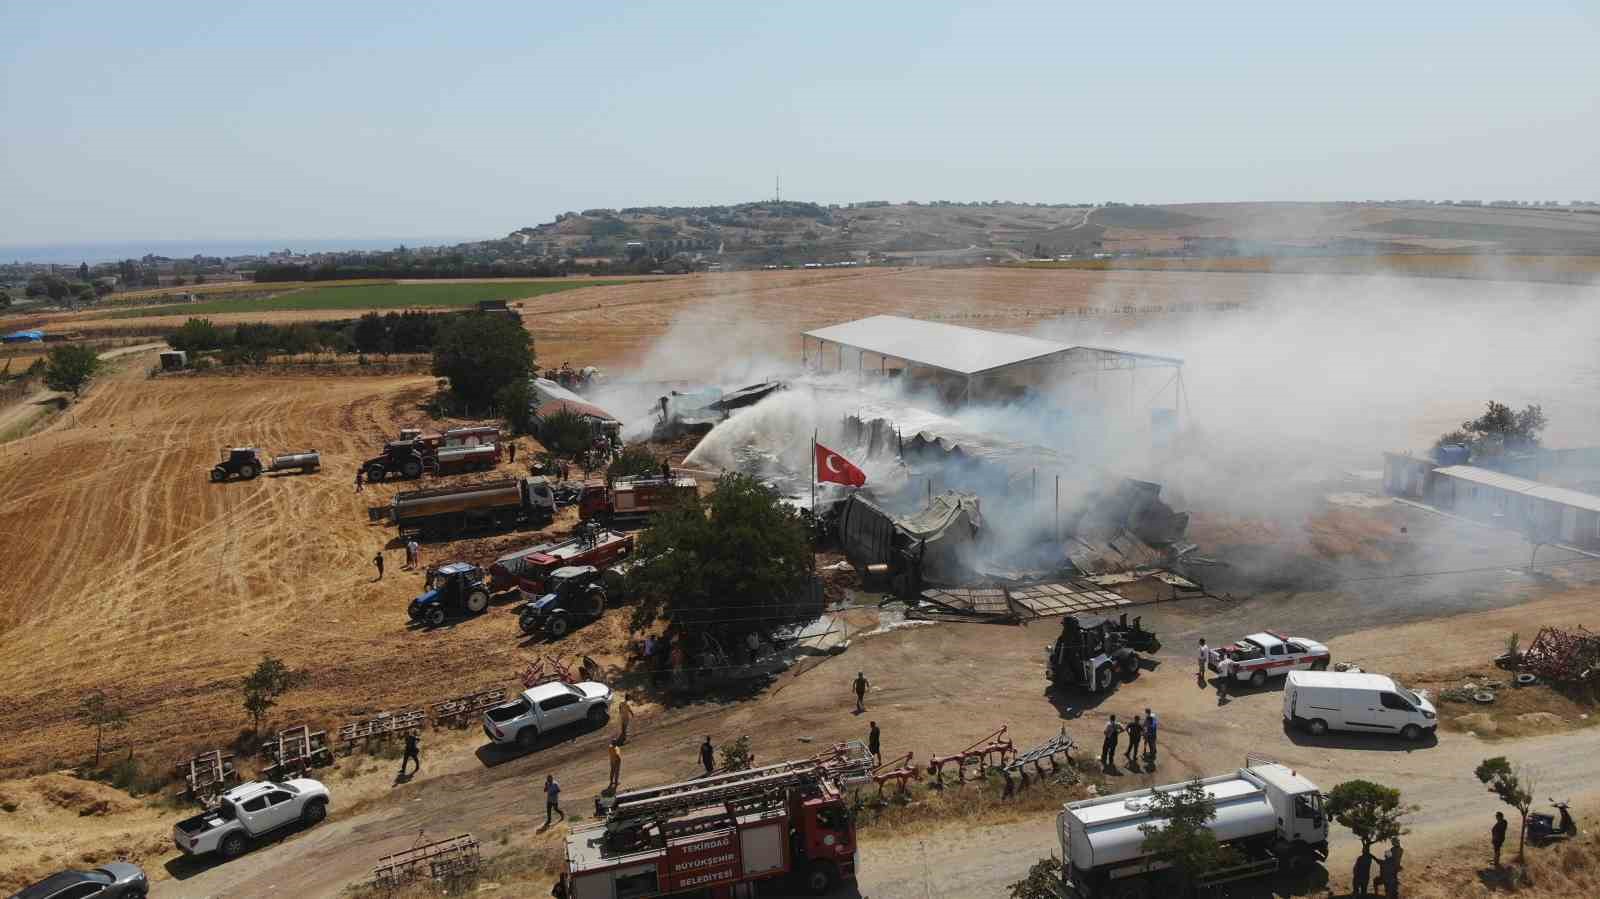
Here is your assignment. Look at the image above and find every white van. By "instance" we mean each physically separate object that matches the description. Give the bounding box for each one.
[1283,670,1438,742]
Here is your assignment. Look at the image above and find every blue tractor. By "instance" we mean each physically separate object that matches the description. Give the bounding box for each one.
[408,562,491,627]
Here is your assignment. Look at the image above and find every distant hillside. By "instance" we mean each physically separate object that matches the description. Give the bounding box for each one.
[496,200,1600,266]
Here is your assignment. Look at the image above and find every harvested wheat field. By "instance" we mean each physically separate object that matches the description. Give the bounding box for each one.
[0,358,620,776]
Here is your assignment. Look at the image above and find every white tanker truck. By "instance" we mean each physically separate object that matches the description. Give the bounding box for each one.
[1057,759,1328,898]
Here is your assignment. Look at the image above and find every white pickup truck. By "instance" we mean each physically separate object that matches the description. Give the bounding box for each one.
[172,779,330,860]
[482,680,612,748]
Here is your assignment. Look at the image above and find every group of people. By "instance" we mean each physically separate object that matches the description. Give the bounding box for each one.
[1098,709,1159,770]
[1351,838,1404,897]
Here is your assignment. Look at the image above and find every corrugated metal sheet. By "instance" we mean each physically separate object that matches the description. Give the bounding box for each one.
[536,399,619,424]
[804,315,1075,376]
[1433,465,1600,514]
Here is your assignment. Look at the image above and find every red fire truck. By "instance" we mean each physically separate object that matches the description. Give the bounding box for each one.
[578,475,699,526]
[559,744,874,898]
[512,528,635,596]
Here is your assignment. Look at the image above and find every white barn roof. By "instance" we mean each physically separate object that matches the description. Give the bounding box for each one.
[804,315,1073,376]
[1434,465,1600,514]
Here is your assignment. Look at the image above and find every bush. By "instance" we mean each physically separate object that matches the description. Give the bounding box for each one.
[168,317,223,352]
[538,407,593,456]
[608,444,661,482]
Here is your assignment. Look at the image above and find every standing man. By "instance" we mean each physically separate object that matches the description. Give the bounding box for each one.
[1491,811,1508,867]
[355,468,365,493]
[1216,655,1234,702]
[508,441,517,463]
[1124,713,1143,766]
[373,551,385,580]
[543,774,563,826]
[399,730,421,777]
[1100,714,1119,769]
[1197,638,1210,684]
[617,695,634,744]
[607,740,622,791]
[1143,708,1158,764]
[868,721,881,764]
[1382,838,1403,898]
[699,736,716,776]
[1351,849,1373,898]
[660,459,671,480]
[405,539,419,571]
[852,672,870,713]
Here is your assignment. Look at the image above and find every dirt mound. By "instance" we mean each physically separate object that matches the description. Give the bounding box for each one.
[34,774,140,817]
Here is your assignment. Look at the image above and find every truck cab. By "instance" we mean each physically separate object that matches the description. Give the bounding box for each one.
[211,447,264,482]
[172,779,329,860]
[409,562,491,626]
[517,565,612,637]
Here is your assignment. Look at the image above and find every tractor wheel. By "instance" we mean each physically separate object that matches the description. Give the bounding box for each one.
[367,465,386,483]
[547,614,571,638]
[1306,718,1329,737]
[1118,653,1140,678]
[220,832,248,860]
[465,589,490,614]
[402,459,423,479]
[1250,669,1268,689]
[300,798,327,826]
[210,468,225,482]
[518,609,540,636]
[425,606,446,627]
[239,464,258,480]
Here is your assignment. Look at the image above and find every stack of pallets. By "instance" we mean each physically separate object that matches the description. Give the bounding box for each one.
[175,749,238,803]
[261,724,333,777]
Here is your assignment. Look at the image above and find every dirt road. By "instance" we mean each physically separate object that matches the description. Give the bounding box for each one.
[0,341,164,440]
[154,585,1600,898]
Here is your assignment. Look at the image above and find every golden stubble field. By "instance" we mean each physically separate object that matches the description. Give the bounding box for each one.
[1,265,1596,777]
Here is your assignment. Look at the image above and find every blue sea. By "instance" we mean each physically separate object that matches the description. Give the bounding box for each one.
[0,238,479,265]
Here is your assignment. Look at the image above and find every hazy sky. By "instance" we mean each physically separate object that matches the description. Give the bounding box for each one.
[4,1,1597,244]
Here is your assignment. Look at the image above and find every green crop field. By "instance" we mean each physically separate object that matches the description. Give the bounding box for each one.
[105,279,643,318]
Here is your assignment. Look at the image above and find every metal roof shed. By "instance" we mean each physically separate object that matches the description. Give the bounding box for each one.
[802,315,1183,408]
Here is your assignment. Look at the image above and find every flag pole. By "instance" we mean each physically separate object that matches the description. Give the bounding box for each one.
[811,428,817,512]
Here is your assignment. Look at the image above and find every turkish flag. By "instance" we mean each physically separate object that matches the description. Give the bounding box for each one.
[815,442,867,487]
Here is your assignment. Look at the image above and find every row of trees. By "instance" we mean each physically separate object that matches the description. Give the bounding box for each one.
[167,310,450,361]
[1435,400,1548,458]
[253,259,572,282]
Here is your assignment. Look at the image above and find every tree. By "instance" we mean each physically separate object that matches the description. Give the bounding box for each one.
[0,290,11,309]
[1326,780,1415,858]
[76,689,128,768]
[168,317,224,352]
[496,378,536,436]
[44,344,100,397]
[1138,779,1239,889]
[1476,757,1534,861]
[1007,855,1065,899]
[432,313,533,409]
[628,473,814,636]
[608,444,661,482]
[241,655,301,733]
[1435,401,1548,458]
[26,273,71,300]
